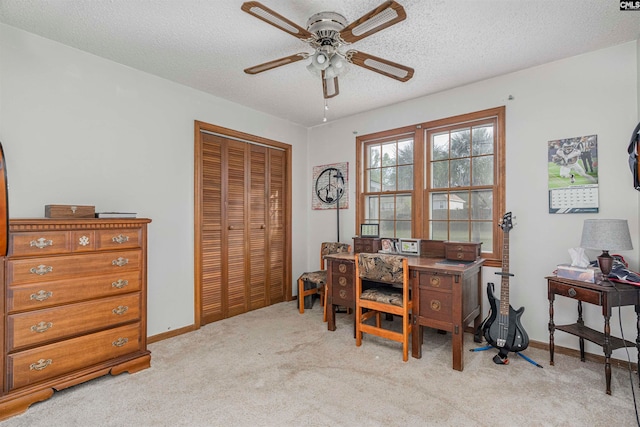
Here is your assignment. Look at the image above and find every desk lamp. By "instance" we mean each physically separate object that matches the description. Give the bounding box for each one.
[580,219,633,285]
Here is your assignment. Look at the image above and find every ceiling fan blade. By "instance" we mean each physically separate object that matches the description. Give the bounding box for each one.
[347,50,414,82]
[241,2,313,41]
[339,1,406,44]
[244,53,308,74]
[322,73,339,99]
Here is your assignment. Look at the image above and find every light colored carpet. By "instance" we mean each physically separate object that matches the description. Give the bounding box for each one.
[1,301,638,426]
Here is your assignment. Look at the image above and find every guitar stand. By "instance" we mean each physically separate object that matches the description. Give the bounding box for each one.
[470,345,543,368]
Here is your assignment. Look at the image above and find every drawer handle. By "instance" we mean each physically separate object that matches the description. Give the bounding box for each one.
[112,337,129,347]
[30,238,53,249]
[338,277,347,286]
[112,305,129,316]
[30,358,53,371]
[78,235,90,246]
[338,264,347,273]
[30,265,53,275]
[430,276,440,287]
[112,234,130,244]
[112,279,129,289]
[31,321,53,333]
[112,257,129,267]
[430,299,442,311]
[339,290,347,299]
[31,290,53,301]
[457,253,463,259]
[568,288,577,298]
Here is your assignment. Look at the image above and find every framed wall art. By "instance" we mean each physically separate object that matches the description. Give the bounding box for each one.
[312,162,348,210]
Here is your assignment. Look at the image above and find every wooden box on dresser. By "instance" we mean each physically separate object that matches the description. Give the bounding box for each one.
[0,218,152,420]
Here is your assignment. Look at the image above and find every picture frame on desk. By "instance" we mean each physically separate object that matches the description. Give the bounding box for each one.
[360,223,379,238]
[380,238,396,253]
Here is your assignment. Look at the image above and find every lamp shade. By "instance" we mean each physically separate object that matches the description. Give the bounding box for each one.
[580,219,633,251]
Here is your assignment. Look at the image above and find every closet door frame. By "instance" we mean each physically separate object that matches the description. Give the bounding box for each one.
[194,121,292,328]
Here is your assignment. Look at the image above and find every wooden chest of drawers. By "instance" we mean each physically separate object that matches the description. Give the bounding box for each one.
[0,218,151,421]
[444,241,481,262]
[352,237,381,254]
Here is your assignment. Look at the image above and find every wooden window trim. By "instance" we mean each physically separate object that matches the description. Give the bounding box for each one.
[355,107,505,267]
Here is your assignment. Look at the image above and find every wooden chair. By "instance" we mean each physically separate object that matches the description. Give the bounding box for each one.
[298,242,351,322]
[355,253,412,361]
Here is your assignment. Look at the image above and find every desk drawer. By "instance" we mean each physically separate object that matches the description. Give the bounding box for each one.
[331,260,354,307]
[7,322,142,390]
[549,280,602,306]
[419,289,453,323]
[419,272,453,291]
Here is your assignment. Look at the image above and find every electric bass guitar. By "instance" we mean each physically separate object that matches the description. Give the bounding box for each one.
[482,212,529,357]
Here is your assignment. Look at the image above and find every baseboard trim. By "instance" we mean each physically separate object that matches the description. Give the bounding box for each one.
[527,339,638,372]
[148,325,197,344]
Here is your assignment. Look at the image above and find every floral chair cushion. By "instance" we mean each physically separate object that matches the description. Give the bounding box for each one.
[321,242,351,256]
[360,287,403,306]
[357,253,406,284]
[299,270,327,286]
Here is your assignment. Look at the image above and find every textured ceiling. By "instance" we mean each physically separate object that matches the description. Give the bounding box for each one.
[1,1,639,127]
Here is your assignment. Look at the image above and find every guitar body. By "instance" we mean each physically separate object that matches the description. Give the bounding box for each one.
[483,282,529,352]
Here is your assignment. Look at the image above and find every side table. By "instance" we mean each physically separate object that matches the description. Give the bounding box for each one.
[547,276,640,395]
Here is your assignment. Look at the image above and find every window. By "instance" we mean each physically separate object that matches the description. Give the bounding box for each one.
[359,131,415,238]
[356,107,505,266]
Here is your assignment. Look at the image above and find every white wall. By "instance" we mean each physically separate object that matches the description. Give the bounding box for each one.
[0,24,309,337]
[308,41,640,360]
[2,22,639,361]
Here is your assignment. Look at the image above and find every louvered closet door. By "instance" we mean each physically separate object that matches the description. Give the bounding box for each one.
[268,149,285,303]
[201,135,224,323]
[200,133,285,324]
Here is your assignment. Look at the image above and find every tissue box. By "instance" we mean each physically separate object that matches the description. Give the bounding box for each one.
[556,264,603,283]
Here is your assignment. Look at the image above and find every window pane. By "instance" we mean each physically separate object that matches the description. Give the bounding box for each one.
[382,166,396,191]
[379,220,395,238]
[380,195,395,220]
[368,145,381,168]
[471,190,493,220]
[367,168,381,192]
[472,125,494,156]
[398,165,413,190]
[472,221,493,252]
[396,195,411,220]
[450,221,469,241]
[398,138,413,164]
[432,132,449,160]
[449,191,469,220]
[430,192,448,220]
[472,156,494,186]
[450,158,470,187]
[396,221,411,238]
[382,143,396,167]
[450,128,470,158]
[431,160,449,188]
[366,196,379,220]
[431,221,448,240]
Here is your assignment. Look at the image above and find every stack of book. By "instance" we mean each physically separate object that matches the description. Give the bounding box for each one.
[95,212,137,218]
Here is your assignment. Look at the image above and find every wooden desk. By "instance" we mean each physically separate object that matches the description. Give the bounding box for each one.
[547,276,640,395]
[325,253,484,371]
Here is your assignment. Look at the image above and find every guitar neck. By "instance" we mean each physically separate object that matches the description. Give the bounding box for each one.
[500,230,510,315]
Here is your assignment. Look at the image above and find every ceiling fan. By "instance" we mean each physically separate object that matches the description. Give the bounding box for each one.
[241,1,414,99]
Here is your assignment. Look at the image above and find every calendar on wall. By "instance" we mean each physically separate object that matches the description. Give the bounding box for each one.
[547,134,599,214]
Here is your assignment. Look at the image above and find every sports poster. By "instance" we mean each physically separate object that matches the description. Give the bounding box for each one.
[547,135,599,214]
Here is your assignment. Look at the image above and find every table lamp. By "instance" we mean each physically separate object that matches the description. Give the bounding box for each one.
[580,219,633,285]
